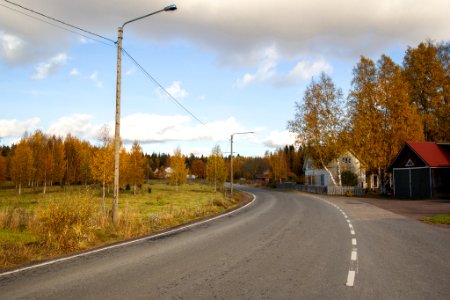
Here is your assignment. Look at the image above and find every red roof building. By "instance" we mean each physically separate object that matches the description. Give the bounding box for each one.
[390,142,450,199]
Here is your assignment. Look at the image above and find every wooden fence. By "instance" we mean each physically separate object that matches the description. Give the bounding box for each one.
[278,183,364,197]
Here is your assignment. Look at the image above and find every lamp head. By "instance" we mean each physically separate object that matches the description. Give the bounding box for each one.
[164,4,177,11]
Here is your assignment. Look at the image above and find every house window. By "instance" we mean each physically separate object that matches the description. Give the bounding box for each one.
[320,174,325,186]
[342,156,352,164]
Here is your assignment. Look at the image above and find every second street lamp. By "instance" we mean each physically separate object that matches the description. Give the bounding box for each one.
[112,4,177,225]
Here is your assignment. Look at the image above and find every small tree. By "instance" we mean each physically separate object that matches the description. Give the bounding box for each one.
[206,145,227,192]
[169,147,188,192]
[91,143,114,213]
[127,141,145,195]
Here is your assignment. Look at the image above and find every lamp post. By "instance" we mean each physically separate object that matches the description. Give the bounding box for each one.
[112,4,177,225]
[230,132,254,199]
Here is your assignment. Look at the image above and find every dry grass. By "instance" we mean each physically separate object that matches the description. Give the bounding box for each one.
[0,181,242,271]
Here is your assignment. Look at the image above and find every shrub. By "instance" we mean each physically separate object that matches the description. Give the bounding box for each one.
[341,170,358,186]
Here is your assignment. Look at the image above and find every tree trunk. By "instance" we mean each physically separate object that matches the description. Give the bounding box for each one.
[102,180,106,214]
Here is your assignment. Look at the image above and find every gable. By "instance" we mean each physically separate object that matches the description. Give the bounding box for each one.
[390,142,450,169]
[391,145,427,169]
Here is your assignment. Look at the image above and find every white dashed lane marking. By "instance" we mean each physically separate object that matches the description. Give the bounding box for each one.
[321,198,358,287]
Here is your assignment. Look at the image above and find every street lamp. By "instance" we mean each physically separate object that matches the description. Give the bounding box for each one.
[113,4,177,225]
[230,132,254,199]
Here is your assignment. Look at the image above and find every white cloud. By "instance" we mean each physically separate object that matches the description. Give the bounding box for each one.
[47,114,95,139]
[120,114,245,143]
[236,46,278,87]
[70,68,80,76]
[165,81,188,99]
[89,72,103,88]
[32,53,68,80]
[0,31,25,63]
[1,1,449,66]
[237,46,333,88]
[288,59,333,81]
[0,118,41,138]
[262,130,297,148]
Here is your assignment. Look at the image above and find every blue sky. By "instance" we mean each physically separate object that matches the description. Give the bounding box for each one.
[1,0,449,156]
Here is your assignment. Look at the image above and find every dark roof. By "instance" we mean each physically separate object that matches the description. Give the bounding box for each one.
[406,141,450,167]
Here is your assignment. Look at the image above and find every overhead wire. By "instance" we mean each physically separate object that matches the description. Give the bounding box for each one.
[121,48,206,125]
[1,0,206,126]
[2,0,115,44]
[0,3,114,47]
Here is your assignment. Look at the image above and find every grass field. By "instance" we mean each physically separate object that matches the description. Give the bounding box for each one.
[0,180,246,271]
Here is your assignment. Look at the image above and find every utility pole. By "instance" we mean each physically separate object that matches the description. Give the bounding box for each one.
[112,4,177,225]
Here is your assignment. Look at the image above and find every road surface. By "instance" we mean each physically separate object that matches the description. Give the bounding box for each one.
[1,187,450,299]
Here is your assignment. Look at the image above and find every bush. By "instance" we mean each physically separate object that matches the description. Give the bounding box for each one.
[341,170,358,186]
[36,199,96,251]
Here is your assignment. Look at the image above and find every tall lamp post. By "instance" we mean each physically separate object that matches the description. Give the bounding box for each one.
[113,4,177,225]
[230,132,254,199]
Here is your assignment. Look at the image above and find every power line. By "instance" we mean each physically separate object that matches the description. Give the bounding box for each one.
[0,3,114,47]
[2,0,206,126]
[2,0,116,44]
[122,48,206,125]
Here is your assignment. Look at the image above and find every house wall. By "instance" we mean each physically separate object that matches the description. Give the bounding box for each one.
[304,151,366,187]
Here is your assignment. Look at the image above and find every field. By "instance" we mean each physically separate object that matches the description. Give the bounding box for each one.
[0,180,246,271]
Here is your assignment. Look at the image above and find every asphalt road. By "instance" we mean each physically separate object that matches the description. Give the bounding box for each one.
[1,187,450,299]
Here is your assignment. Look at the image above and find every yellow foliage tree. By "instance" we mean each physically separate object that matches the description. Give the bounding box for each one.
[91,143,114,212]
[127,141,145,195]
[10,140,33,195]
[206,145,227,192]
[169,147,187,192]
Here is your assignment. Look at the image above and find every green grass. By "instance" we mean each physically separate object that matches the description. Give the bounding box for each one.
[0,180,245,270]
[422,213,450,225]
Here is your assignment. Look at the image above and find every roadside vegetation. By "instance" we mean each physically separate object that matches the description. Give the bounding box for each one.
[422,213,450,225]
[0,180,248,271]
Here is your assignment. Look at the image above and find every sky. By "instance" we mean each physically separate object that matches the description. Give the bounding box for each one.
[1,0,449,157]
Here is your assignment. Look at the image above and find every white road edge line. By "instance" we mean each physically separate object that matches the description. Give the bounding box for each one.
[0,192,257,278]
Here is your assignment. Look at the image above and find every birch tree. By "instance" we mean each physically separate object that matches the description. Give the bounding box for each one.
[403,41,450,141]
[288,73,345,186]
[169,147,188,192]
[206,145,227,192]
[127,141,145,195]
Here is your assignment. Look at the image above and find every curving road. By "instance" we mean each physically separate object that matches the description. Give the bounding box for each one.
[1,187,450,299]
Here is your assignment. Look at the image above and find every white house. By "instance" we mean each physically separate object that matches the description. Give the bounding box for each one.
[304,150,366,188]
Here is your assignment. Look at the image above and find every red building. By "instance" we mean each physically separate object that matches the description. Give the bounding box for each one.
[390,142,450,199]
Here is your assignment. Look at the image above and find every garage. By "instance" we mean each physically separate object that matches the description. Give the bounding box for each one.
[390,142,450,199]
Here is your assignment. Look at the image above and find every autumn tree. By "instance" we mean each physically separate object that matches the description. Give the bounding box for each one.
[64,135,81,185]
[348,55,424,191]
[169,147,188,191]
[10,140,33,195]
[288,72,345,186]
[403,41,450,141]
[206,145,227,192]
[0,154,5,185]
[48,136,66,186]
[266,149,288,183]
[92,143,114,212]
[377,54,424,166]
[190,159,206,179]
[127,141,145,195]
